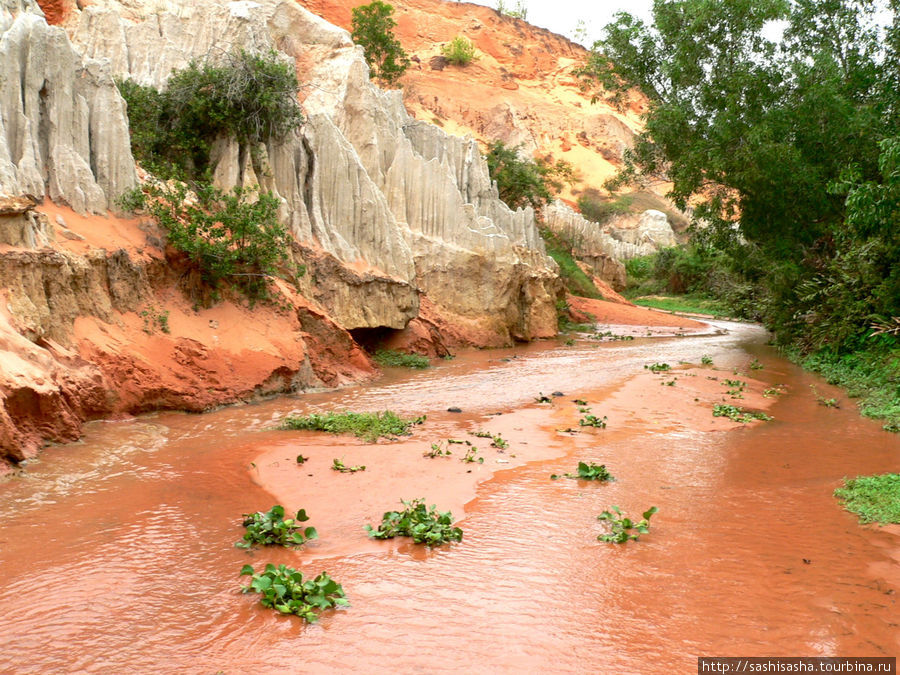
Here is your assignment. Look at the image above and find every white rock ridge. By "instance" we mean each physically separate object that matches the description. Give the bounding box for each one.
[66,0,559,338]
[0,0,137,213]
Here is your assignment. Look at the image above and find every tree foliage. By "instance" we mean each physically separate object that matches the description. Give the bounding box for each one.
[351,0,410,86]
[485,141,575,211]
[117,49,304,180]
[124,183,297,304]
[579,0,899,351]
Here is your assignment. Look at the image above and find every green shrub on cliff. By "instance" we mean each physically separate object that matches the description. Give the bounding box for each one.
[117,49,303,180]
[441,36,478,66]
[485,141,575,211]
[123,182,297,304]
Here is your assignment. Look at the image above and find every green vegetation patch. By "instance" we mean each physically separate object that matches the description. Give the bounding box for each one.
[631,295,731,317]
[485,140,575,211]
[551,461,613,481]
[117,49,303,181]
[597,506,658,543]
[123,183,298,305]
[791,346,900,433]
[441,36,478,66]
[365,498,463,546]
[240,563,348,621]
[373,349,430,369]
[834,474,900,524]
[712,404,772,424]
[236,505,317,550]
[280,410,425,442]
[542,230,605,300]
[351,0,410,86]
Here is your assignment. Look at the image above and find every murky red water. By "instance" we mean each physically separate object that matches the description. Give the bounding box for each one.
[0,322,897,673]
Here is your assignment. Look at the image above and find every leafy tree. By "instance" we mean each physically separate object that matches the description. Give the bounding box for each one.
[485,141,574,211]
[578,0,899,350]
[351,0,410,86]
[117,49,303,180]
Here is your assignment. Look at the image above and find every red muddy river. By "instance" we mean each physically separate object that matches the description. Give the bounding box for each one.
[0,321,897,673]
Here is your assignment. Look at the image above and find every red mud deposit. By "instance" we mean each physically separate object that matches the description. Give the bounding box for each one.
[567,293,708,330]
[0,322,897,673]
[0,204,375,468]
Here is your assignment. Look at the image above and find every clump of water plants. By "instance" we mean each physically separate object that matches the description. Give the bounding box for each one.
[712,404,772,423]
[810,385,839,408]
[240,563,349,621]
[579,412,608,428]
[645,362,671,372]
[593,330,634,341]
[597,506,658,543]
[834,474,900,524]
[424,441,452,458]
[750,358,764,370]
[535,393,552,403]
[701,355,713,366]
[332,458,366,473]
[296,454,308,464]
[373,349,430,369]
[460,446,484,464]
[365,498,463,546]
[551,461,613,481]
[763,385,786,398]
[235,505,318,549]
[280,410,425,442]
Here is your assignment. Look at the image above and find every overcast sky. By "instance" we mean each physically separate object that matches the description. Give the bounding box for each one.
[466,0,654,45]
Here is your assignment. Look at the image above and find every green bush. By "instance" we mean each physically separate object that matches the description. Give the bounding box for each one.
[279,410,425,441]
[351,0,410,86]
[577,191,633,224]
[123,183,296,304]
[441,36,478,66]
[117,49,303,180]
[485,141,574,211]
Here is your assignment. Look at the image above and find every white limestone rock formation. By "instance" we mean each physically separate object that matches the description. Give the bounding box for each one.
[0,0,136,214]
[606,209,678,250]
[68,0,559,339]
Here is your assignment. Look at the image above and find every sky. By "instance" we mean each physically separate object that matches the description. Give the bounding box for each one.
[466,0,654,46]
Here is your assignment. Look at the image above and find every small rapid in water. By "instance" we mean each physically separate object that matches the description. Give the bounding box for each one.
[0,321,897,673]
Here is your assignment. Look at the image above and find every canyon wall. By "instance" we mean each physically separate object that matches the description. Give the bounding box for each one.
[0,0,561,465]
